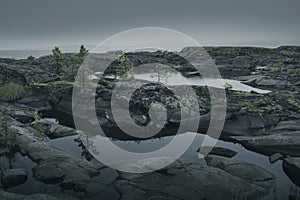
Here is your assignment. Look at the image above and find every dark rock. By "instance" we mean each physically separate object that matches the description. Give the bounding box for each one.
[132,114,148,125]
[197,146,237,158]
[169,111,181,123]
[6,118,106,193]
[273,120,300,132]
[115,157,274,200]
[60,180,75,190]
[231,131,300,156]
[1,169,27,188]
[223,113,266,136]
[0,189,79,200]
[0,62,59,85]
[254,76,291,88]
[269,153,283,163]
[283,157,300,187]
[32,119,81,139]
[0,102,36,124]
[205,155,275,189]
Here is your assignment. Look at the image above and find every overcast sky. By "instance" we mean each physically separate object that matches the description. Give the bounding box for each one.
[0,0,300,50]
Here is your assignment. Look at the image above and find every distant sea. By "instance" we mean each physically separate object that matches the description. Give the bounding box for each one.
[0,50,53,59]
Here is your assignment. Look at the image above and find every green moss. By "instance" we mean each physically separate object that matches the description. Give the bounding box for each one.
[286,98,300,109]
[0,83,30,102]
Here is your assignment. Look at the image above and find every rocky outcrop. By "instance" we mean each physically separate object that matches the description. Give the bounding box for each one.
[0,62,59,85]
[32,118,81,139]
[115,157,274,200]
[0,102,36,124]
[230,131,300,156]
[283,157,300,187]
[205,155,275,189]
[4,117,106,194]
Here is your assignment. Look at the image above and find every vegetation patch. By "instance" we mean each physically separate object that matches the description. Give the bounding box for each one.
[0,113,15,148]
[0,83,30,102]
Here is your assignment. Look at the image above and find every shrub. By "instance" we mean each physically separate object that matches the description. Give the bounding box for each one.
[0,83,29,102]
[224,82,233,91]
[0,113,15,148]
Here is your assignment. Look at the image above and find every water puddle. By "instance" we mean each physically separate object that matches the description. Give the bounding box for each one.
[49,132,299,200]
[132,72,270,93]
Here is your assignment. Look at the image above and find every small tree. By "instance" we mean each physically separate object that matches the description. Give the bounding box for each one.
[52,46,66,75]
[224,82,233,91]
[115,54,133,79]
[27,55,35,61]
[78,45,89,62]
[27,55,35,67]
[76,45,89,85]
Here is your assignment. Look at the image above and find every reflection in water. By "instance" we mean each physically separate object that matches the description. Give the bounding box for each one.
[49,132,298,200]
[0,147,50,194]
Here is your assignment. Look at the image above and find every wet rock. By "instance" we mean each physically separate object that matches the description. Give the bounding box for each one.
[32,119,81,139]
[283,157,300,187]
[269,153,283,164]
[115,158,274,200]
[1,169,27,188]
[0,102,36,124]
[205,155,275,188]
[231,131,300,156]
[197,146,237,158]
[223,113,268,136]
[7,118,106,194]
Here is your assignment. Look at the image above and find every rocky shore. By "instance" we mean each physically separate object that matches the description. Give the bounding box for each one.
[0,46,299,199]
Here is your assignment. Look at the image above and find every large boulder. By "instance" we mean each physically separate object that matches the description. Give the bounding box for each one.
[223,113,272,136]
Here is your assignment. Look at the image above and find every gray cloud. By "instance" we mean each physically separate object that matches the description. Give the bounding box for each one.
[0,0,299,49]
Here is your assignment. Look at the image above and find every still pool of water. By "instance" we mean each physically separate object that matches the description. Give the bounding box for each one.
[48,132,298,200]
[132,72,270,94]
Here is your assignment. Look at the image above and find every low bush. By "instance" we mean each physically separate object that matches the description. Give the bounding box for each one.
[0,83,29,102]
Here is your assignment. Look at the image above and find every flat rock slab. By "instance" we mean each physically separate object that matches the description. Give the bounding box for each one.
[0,102,36,124]
[231,131,300,156]
[273,120,300,132]
[197,146,238,158]
[205,155,275,188]
[32,119,81,139]
[115,157,274,200]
